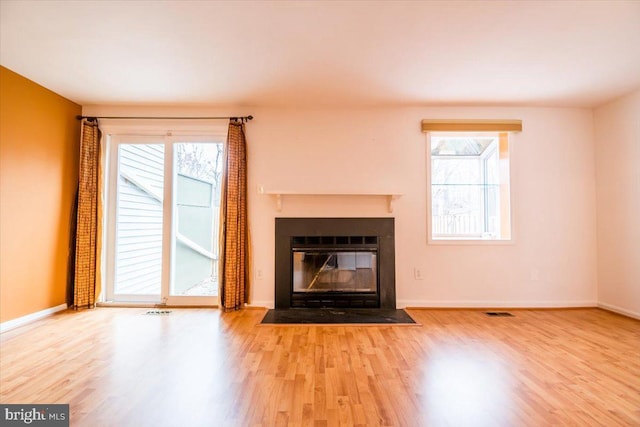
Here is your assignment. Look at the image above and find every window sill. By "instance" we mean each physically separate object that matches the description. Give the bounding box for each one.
[428,238,514,246]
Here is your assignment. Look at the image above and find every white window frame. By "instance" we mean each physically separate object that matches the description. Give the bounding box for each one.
[426,131,516,245]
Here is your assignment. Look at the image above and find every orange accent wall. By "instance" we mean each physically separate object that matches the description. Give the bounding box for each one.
[0,66,81,322]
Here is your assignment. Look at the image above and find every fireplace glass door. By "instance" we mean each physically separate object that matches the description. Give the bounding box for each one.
[293,250,377,293]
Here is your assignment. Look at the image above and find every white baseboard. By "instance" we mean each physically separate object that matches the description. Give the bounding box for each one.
[598,302,640,320]
[0,303,68,334]
[246,300,599,310]
[397,300,598,309]
[247,300,274,309]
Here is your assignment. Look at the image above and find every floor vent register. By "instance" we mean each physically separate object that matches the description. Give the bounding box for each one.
[144,310,172,315]
[484,311,514,317]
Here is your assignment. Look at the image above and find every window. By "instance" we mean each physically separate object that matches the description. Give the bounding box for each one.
[429,132,511,241]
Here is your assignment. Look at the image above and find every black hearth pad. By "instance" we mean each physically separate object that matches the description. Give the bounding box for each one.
[260,308,417,325]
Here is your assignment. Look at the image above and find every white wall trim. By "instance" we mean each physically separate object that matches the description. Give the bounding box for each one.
[245,300,601,310]
[397,300,598,309]
[0,304,68,334]
[247,300,274,309]
[598,302,640,320]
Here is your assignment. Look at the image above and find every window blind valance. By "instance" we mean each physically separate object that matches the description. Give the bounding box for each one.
[421,119,522,133]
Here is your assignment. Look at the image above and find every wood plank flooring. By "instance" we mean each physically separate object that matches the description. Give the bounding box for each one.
[1,308,638,426]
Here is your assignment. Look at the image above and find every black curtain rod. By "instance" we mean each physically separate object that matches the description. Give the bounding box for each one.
[77,115,253,122]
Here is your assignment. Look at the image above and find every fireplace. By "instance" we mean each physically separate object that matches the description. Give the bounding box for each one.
[275,218,395,309]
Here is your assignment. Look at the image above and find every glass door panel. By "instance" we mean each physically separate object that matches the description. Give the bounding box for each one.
[113,143,164,300]
[170,142,223,300]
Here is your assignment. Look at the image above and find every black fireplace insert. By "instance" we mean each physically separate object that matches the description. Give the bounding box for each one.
[275,218,396,309]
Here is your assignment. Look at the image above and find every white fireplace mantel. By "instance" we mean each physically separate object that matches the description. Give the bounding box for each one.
[259,188,403,213]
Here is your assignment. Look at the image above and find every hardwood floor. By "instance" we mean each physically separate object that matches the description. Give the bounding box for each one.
[1,308,638,426]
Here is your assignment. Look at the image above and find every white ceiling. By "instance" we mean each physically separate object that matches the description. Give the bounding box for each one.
[1,1,639,108]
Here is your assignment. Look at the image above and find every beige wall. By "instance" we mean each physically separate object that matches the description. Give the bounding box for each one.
[248,107,599,308]
[0,66,81,322]
[85,104,599,308]
[594,89,640,318]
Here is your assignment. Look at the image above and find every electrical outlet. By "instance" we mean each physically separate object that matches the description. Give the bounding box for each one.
[414,268,424,280]
[256,269,264,280]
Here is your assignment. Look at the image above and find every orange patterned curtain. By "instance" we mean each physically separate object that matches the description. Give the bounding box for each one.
[219,120,250,311]
[73,119,100,309]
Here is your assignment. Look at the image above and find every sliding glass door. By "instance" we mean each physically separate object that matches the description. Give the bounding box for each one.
[106,136,223,306]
